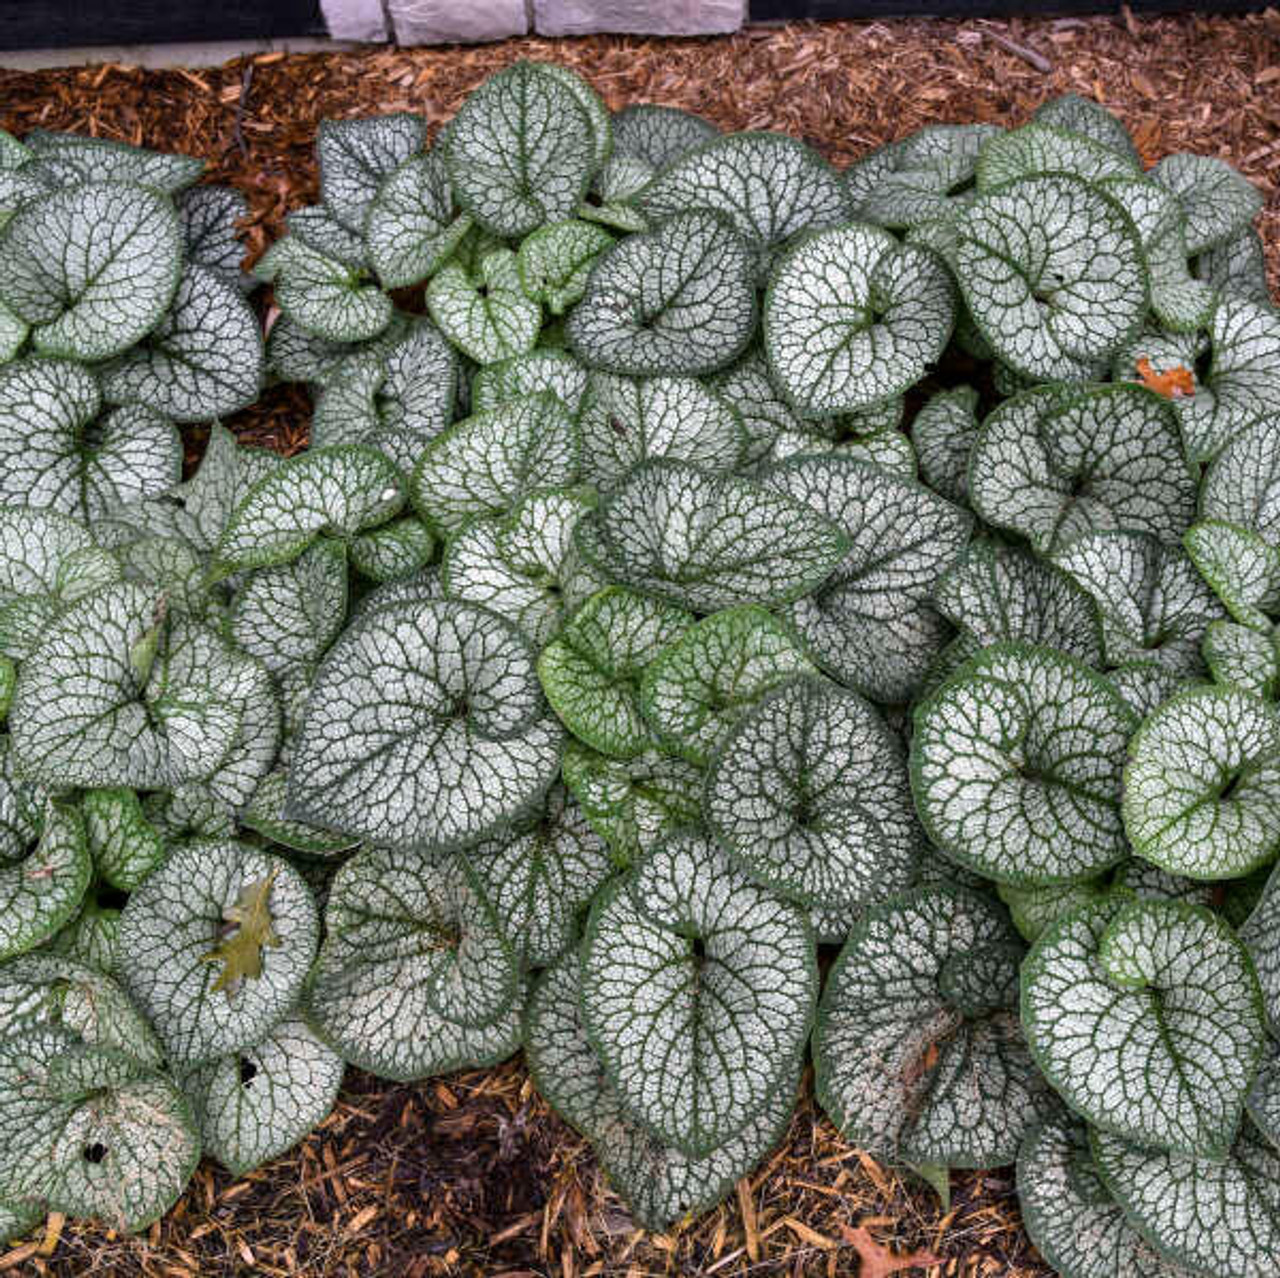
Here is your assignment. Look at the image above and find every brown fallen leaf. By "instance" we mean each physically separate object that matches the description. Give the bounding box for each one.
[839,1223,944,1276]
[1136,356,1196,399]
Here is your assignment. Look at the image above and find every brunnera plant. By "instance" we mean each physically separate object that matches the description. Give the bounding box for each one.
[1,72,1279,1278]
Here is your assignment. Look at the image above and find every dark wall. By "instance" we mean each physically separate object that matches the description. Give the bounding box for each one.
[0,0,324,50]
[751,0,1269,16]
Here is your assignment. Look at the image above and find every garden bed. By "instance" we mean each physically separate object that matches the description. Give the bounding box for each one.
[1,12,1277,1277]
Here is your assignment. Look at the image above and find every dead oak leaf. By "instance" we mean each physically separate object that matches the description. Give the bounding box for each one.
[201,865,282,997]
[839,1223,944,1276]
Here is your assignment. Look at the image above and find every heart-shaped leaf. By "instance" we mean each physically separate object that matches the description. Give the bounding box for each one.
[0,803,91,960]
[0,182,182,361]
[706,675,922,907]
[471,349,588,418]
[538,587,693,758]
[911,385,980,506]
[311,318,457,472]
[576,459,849,613]
[1204,620,1280,698]
[286,203,368,270]
[1151,152,1263,256]
[80,787,166,891]
[1092,1120,1280,1277]
[178,1016,343,1176]
[255,237,392,344]
[427,250,541,366]
[135,423,280,557]
[1241,862,1280,1031]
[442,486,602,645]
[565,210,757,377]
[815,886,1058,1167]
[0,506,120,660]
[977,123,1139,190]
[411,393,578,536]
[317,113,426,233]
[1017,1116,1188,1278]
[640,132,848,271]
[229,539,348,675]
[0,357,182,520]
[1186,518,1280,631]
[1053,531,1222,673]
[517,219,615,315]
[216,445,403,574]
[577,372,746,491]
[463,783,612,969]
[0,1027,199,1233]
[582,829,816,1156]
[611,103,718,170]
[1124,684,1280,878]
[764,223,954,415]
[287,598,563,852]
[968,383,1194,555]
[0,953,162,1064]
[153,615,280,813]
[22,131,204,192]
[176,184,251,292]
[525,954,796,1231]
[1023,895,1266,1156]
[349,516,433,582]
[560,738,702,865]
[304,843,520,1077]
[933,538,1103,667]
[1033,93,1142,162]
[98,264,264,422]
[849,124,1000,228]
[365,151,472,288]
[117,840,319,1067]
[445,62,596,238]
[952,175,1147,381]
[639,604,817,766]
[912,643,1137,885]
[8,583,239,790]
[762,454,972,702]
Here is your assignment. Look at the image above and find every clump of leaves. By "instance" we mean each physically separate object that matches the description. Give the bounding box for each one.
[1,76,1279,1277]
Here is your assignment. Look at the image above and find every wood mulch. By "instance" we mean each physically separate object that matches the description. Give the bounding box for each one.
[1,12,1277,1277]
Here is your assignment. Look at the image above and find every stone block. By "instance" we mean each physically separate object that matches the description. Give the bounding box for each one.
[388,0,529,45]
[533,0,746,37]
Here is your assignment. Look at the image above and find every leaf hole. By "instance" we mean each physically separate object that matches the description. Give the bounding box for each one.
[83,1142,108,1165]
[96,884,129,911]
[238,1056,259,1087]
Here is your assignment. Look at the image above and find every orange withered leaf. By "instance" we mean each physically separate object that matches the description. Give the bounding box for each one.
[1136,356,1195,399]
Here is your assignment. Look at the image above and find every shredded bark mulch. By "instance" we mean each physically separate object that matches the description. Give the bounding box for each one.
[1,12,1277,1276]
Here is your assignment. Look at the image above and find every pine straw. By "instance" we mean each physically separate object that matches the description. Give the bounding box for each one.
[0,13,1277,1276]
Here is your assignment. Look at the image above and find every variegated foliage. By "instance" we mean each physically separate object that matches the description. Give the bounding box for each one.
[0,76,1277,1271]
